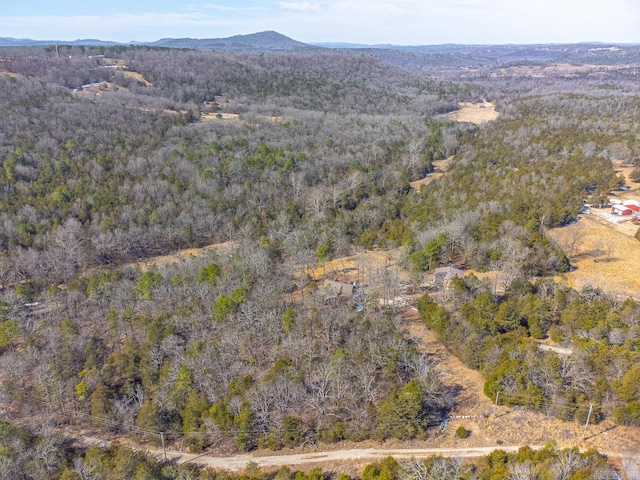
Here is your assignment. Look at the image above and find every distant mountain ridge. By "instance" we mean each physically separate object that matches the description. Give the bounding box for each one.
[1,31,638,69]
[0,37,121,47]
[3,31,637,51]
[149,31,316,51]
[0,31,316,51]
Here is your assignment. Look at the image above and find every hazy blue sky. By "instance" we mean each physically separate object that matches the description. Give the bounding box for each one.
[2,0,639,45]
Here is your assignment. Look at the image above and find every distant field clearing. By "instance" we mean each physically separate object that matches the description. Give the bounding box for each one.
[0,70,18,78]
[200,112,240,121]
[129,241,237,271]
[444,101,499,125]
[410,156,454,191]
[200,113,283,123]
[121,70,153,86]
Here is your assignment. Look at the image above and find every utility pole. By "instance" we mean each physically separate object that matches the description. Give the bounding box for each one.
[493,391,500,417]
[582,403,593,439]
[160,432,167,461]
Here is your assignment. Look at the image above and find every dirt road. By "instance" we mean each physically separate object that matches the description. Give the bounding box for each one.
[145,444,640,473]
[156,445,542,471]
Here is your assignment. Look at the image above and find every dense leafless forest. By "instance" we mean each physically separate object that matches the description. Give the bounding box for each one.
[0,40,639,478]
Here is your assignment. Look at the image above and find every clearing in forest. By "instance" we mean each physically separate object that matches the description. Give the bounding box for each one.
[548,214,640,299]
[410,156,454,191]
[548,160,640,299]
[127,241,238,272]
[200,112,284,123]
[72,81,125,97]
[200,112,241,121]
[443,101,499,125]
[121,70,153,86]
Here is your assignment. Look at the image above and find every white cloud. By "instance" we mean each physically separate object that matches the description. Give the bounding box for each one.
[188,3,268,13]
[187,3,240,12]
[280,2,321,12]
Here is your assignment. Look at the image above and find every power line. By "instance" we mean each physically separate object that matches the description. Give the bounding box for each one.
[1,388,162,437]
[495,391,592,410]
[1,381,611,461]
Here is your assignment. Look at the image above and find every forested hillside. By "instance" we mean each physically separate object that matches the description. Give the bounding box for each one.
[0,45,472,453]
[0,43,639,474]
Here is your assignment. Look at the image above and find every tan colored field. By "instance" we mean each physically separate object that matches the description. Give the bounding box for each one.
[200,112,241,122]
[200,112,283,123]
[101,57,126,68]
[0,70,18,78]
[401,315,640,459]
[549,215,640,298]
[121,70,153,86]
[128,241,237,272]
[444,101,499,125]
[308,248,408,285]
[410,156,454,191]
[548,160,640,299]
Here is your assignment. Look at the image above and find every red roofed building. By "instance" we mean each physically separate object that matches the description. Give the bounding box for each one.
[623,200,640,213]
[611,205,633,215]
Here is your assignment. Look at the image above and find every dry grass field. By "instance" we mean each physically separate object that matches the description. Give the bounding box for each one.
[121,70,153,86]
[442,101,499,125]
[0,70,19,78]
[548,161,640,299]
[549,215,640,299]
[71,81,119,97]
[200,112,283,123]
[200,112,241,122]
[128,241,238,272]
[410,156,454,191]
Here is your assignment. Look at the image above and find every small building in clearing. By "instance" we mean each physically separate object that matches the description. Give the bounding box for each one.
[321,280,354,304]
[433,266,465,287]
[611,205,633,215]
